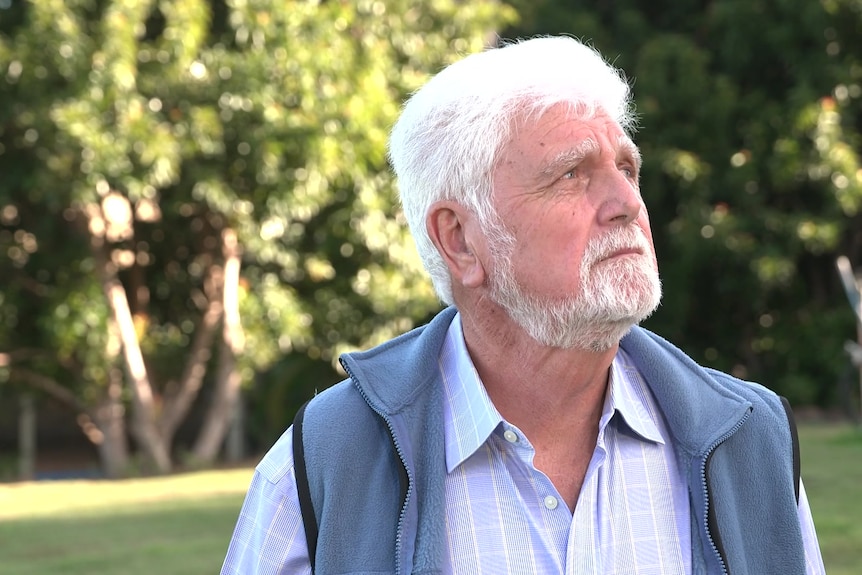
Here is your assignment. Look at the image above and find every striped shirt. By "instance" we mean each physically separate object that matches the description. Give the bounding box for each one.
[221,313,826,574]
[441,314,690,574]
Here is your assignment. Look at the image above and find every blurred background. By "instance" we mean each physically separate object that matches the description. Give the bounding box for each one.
[0,0,860,573]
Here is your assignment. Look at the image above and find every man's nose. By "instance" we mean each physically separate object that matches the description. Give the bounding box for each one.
[595,168,643,226]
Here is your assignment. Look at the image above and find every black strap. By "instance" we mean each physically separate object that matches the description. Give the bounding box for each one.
[292,400,318,572]
[779,396,801,504]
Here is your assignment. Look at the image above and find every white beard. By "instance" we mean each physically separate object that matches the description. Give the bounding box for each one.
[487,224,662,351]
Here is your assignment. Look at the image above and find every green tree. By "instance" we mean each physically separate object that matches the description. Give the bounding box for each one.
[0,0,514,475]
[506,0,862,407]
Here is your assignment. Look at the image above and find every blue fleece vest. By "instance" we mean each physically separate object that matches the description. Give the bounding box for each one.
[297,308,806,574]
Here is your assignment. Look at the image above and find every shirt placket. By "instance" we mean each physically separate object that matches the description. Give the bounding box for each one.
[566,441,607,574]
[500,423,573,573]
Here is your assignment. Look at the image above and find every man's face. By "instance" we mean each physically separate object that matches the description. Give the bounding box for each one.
[484,105,661,351]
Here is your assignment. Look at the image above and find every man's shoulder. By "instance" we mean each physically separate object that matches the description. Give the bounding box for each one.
[277,378,380,451]
[337,307,455,413]
[622,326,787,450]
[253,379,363,484]
[701,364,782,403]
[624,325,781,402]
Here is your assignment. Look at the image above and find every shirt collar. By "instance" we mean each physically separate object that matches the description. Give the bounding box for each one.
[440,313,665,473]
[440,314,502,473]
[604,347,666,445]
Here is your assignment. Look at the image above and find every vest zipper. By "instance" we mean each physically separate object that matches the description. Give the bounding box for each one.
[700,407,752,575]
[340,360,411,575]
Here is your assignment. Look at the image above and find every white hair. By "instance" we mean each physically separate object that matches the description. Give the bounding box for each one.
[388,36,637,304]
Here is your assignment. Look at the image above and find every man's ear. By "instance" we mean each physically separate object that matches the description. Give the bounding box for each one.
[426,201,485,289]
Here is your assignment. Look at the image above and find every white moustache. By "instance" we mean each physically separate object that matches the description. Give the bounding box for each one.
[585,227,650,268]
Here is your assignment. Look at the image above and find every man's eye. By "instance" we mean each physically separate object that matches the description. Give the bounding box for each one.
[562,169,577,179]
[621,166,637,179]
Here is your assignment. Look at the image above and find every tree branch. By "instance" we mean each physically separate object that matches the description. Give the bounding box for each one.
[159,262,224,442]
[10,367,91,415]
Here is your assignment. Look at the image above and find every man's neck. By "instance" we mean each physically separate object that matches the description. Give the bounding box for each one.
[458,303,619,510]
[458,303,617,441]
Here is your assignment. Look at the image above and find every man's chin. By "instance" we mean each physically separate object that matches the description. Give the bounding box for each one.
[579,322,638,352]
[519,313,640,351]
[488,268,661,350]
[558,296,661,351]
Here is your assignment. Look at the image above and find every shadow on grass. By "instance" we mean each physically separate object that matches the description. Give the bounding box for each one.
[0,494,244,575]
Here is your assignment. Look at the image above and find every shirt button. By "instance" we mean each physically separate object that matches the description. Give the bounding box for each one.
[503,429,518,443]
[544,495,559,510]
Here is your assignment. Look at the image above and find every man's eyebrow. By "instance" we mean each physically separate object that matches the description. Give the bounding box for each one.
[541,138,599,177]
[618,135,642,169]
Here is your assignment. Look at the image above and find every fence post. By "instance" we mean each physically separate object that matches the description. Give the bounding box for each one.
[836,256,862,421]
[18,393,36,480]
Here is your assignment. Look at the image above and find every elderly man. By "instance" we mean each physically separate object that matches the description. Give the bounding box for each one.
[222,36,825,574]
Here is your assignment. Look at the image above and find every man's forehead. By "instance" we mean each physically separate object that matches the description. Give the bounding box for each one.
[618,134,642,164]
[495,106,641,174]
[517,106,634,144]
[552,127,640,158]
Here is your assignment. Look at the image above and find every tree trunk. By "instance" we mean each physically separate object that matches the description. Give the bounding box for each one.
[87,202,171,474]
[105,269,171,473]
[192,229,246,463]
[92,366,129,479]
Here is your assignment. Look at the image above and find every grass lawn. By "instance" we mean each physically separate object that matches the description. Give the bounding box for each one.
[799,422,862,575]
[0,423,859,574]
[0,468,253,575]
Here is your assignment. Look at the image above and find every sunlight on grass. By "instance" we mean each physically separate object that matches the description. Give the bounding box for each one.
[0,467,254,520]
[0,496,248,575]
[0,468,255,575]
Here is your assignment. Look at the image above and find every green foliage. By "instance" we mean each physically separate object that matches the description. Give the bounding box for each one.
[6,0,858,449]
[506,0,862,406]
[0,0,515,446]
